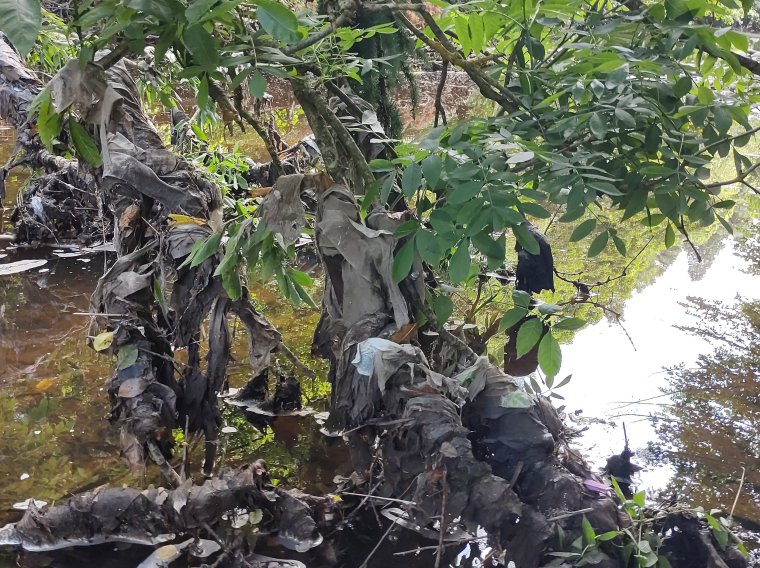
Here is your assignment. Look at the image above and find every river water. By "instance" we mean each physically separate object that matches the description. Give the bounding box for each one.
[0,83,759,566]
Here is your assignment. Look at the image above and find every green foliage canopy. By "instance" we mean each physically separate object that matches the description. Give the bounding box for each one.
[2,0,759,378]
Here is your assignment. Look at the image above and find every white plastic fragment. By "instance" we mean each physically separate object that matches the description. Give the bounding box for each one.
[12,499,47,511]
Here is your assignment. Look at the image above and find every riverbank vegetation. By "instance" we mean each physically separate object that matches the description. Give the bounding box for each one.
[0,0,759,566]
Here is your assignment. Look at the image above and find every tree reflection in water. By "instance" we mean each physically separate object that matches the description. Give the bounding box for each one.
[647,242,760,556]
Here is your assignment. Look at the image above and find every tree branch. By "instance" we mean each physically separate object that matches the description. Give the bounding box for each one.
[283,10,354,55]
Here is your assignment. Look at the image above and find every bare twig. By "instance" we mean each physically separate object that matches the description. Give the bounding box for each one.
[434,473,448,568]
[421,303,478,363]
[729,466,746,520]
[507,460,523,489]
[554,235,654,292]
[147,440,182,487]
[95,43,129,70]
[276,342,316,378]
[284,10,354,55]
[434,61,449,128]
[394,11,521,113]
[679,225,703,263]
[705,158,760,190]
[230,85,284,175]
[359,518,398,568]
[339,492,417,506]
[290,77,375,191]
[546,507,595,522]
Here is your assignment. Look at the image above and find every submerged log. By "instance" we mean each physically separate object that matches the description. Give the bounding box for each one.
[0,463,333,560]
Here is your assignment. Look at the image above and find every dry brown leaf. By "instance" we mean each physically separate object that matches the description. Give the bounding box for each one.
[249,187,272,198]
[35,378,55,392]
[390,323,418,344]
[118,203,141,230]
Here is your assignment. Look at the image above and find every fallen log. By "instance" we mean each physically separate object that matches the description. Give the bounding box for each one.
[0,463,333,562]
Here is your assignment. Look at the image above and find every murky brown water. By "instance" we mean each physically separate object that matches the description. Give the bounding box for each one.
[1,76,759,566]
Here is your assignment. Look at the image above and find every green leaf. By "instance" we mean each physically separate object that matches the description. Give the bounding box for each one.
[507,151,534,164]
[369,159,395,172]
[538,332,561,378]
[716,213,733,235]
[255,0,299,43]
[633,491,646,507]
[569,218,596,242]
[248,70,267,98]
[537,303,562,315]
[449,180,481,204]
[589,113,607,139]
[183,24,219,70]
[665,222,676,248]
[713,199,736,209]
[673,76,692,98]
[291,278,316,307]
[512,289,531,308]
[186,0,218,24]
[394,219,419,237]
[499,307,527,332]
[392,238,415,283]
[520,201,550,219]
[182,231,222,268]
[596,531,621,542]
[37,90,63,151]
[197,73,209,109]
[469,13,484,53]
[75,2,116,28]
[69,119,103,167]
[615,108,636,128]
[553,317,586,330]
[713,106,732,135]
[287,268,313,287]
[78,42,94,70]
[472,231,505,263]
[513,224,540,254]
[644,124,662,154]
[581,516,596,547]
[0,0,42,57]
[555,374,572,388]
[116,344,139,370]
[221,265,242,300]
[416,228,443,265]
[380,173,395,204]
[93,331,114,352]
[454,15,471,55]
[433,295,454,324]
[128,0,183,21]
[421,154,442,188]
[401,162,423,198]
[587,230,609,257]
[448,240,471,284]
[516,318,543,358]
[697,85,714,104]
[589,181,624,196]
[612,234,627,255]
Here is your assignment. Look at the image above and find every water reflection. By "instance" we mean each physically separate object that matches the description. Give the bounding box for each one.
[560,200,760,551]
